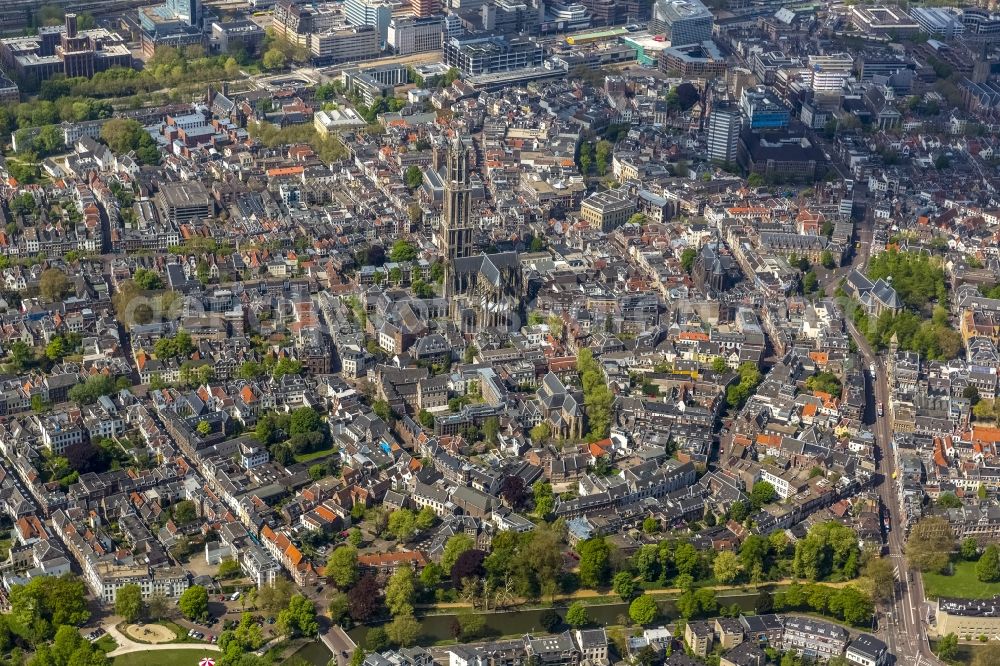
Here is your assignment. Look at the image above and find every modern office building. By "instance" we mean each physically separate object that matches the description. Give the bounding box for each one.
[411,0,441,19]
[310,25,380,64]
[580,188,636,232]
[210,20,266,55]
[272,0,381,64]
[936,596,1000,637]
[578,0,649,26]
[138,0,205,56]
[650,0,713,46]
[341,63,408,104]
[857,54,913,82]
[387,15,443,55]
[660,40,726,78]
[850,5,920,37]
[808,53,854,94]
[172,0,202,26]
[961,8,1000,41]
[707,101,741,165]
[344,0,394,45]
[444,13,465,40]
[751,51,798,85]
[444,35,544,76]
[911,7,964,39]
[0,14,132,87]
[272,0,341,49]
[737,129,825,182]
[155,181,214,225]
[541,1,592,34]
[0,73,17,103]
[450,0,485,12]
[740,86,790,130]
[477,0,536,37]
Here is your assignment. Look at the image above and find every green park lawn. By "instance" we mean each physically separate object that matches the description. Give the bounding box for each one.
[293,444,337,464]
[93,634,118,654]
[114,649,215,666]
[922,560,1000,600]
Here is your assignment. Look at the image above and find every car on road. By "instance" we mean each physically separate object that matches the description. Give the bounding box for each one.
[877,401,884,417]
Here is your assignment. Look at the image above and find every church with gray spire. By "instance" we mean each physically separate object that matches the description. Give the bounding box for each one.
[438,138,523,332]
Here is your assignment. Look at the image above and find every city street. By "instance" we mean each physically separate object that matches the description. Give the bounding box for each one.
[837,219,945,666]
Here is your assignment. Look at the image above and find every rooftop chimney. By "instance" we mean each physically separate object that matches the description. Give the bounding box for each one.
[65,13,78,38]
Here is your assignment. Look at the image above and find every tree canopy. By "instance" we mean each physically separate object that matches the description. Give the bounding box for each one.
[178,585,209,621]
[115,584,143,623]
[39,268,71,302]
[577,537,612,589]
[977,544,1000,583]
[218,612,265,666]
[906,516,955,574]
[628,595,659,625]
[327,545,359,589]
[389,239,418,262]
[577,348,614,441]
[99,118,159,164]
[867,249,947,309]
[805,371,842,396]
[792,522,861,581]
[277,594,318,637]
[8,574,90,644]
[727,362,763,409]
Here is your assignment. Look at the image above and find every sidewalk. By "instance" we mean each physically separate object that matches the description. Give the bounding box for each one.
[103,622,222,657]
[415,577,852,612]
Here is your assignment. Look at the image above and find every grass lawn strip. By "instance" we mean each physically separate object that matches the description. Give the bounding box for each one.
[922,560,1000,600]
[114,648,216,666]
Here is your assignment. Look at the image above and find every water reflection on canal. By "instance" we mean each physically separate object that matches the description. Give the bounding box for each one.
[338,591,759,653]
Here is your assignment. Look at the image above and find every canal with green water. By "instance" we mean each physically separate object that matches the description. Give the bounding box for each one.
[286,590,762,664]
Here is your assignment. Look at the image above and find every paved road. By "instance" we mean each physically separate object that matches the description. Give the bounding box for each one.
[103,623,221,657]
[836,222,944,666]
[320,623,356,666]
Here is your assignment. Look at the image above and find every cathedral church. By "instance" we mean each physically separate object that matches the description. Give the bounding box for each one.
[438,139,523,331]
